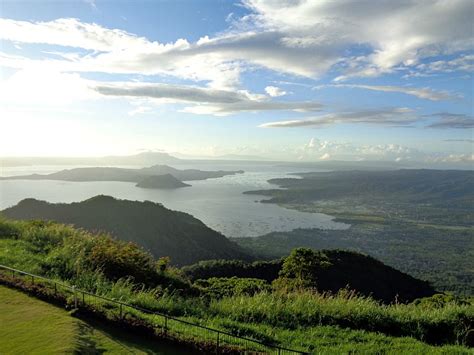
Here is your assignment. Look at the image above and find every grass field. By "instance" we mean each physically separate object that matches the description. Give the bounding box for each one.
[0,286,190,354]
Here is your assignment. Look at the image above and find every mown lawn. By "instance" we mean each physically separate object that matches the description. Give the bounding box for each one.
[0,286,77,354]
[0,286,190,354]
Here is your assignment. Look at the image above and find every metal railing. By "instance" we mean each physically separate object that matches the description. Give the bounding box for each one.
[0,264,307,354]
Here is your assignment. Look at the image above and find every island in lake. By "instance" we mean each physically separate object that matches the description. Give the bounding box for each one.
[136,174,191,189]
[1,164,244,189]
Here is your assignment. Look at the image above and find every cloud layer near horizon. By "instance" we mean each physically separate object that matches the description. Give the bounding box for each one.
[260,109,474,129]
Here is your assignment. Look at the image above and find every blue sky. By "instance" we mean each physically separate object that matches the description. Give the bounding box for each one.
[0,0,472,164]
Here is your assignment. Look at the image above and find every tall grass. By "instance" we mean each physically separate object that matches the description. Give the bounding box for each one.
[209,290,473,345]
[0,218,472,349]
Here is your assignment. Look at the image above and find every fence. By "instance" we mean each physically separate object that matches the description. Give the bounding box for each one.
[0,264,307,354]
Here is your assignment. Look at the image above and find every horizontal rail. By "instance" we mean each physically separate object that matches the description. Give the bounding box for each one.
[0,264,307,354]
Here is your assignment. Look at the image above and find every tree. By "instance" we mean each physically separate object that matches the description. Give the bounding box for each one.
[273,248,332,291]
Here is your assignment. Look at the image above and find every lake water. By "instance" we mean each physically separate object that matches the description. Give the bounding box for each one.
[0,163,349,238]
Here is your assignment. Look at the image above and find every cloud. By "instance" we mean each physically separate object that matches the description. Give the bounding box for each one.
[417,54,474,73]
[84,0,97,10]
[0,67,97,106]
[329,84,460,101]
[265,86,286,97]
[95,83,258,104]
[0,18,153,51]
[444,139,474,143]
[128,105,153,116]
[260,108,418,128]
[242,0,474,78]
[426,153,474,163]
[295,137,473,164]
[426,113,474,129]
[319,153,331,160]
[261,109,474,130]
[0,18,243,89]
[94,82,322,115]
[168,137,473,164]
[297,137,425,162]
[1,0,472,88]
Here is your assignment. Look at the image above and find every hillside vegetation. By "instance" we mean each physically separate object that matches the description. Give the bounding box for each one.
[241,169,474,294]
[2,196,249,265]
[246,169,473,210]
[182,250,435,303]
[244,169,473,226]
[235,224,474,295]
[0,218,472,353]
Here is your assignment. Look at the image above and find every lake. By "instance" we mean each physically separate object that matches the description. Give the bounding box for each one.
[0,163,349,238]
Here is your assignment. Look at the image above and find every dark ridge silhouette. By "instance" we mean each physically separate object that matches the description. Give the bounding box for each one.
[136,174,191,189]
[0,164,244,182]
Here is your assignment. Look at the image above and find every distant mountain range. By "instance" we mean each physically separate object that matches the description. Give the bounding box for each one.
[0,152,180,167]
[1,196,251,265]
[0,164,244,185]
[2,151,472,170]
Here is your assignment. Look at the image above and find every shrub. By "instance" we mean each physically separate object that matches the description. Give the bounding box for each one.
[0,218,23,239]
[195,277,271,298]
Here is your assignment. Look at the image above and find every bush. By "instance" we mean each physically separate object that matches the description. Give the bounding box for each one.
[85,236,157,285]
[182,259,282,282]
[0,219,23,239]
[195,277,271,298]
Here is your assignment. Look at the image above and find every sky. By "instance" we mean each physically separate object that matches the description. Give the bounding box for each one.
[0,0,473,164]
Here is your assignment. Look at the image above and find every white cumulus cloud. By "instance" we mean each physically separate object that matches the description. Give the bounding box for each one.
[265,86,287,97]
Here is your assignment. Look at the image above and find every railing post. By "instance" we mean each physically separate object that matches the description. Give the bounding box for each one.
[73,286,78,309]
[82,292,85,305]
[31,275,34,284]
[119,303,123,319]
[164,316,168,335]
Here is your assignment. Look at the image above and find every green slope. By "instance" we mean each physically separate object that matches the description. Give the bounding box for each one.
[1,195,250,265]
[0,286,190,354]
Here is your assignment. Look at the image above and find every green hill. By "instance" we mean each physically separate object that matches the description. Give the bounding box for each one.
[1,196,250,265]
[182,249,435,303]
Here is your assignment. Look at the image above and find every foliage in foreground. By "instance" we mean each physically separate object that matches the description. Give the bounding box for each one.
[0,218,473,352]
